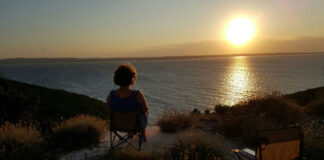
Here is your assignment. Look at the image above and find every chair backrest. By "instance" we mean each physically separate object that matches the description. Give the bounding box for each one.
[256,127,303,160]
[110,110,140,132]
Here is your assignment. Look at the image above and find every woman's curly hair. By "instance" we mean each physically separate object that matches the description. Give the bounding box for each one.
[113,64,137,86]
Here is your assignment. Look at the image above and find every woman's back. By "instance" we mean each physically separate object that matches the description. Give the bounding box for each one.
[109,90,141,113]
[106,64,148,133]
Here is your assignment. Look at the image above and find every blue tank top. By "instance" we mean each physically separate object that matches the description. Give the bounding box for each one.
[109,90,141,113]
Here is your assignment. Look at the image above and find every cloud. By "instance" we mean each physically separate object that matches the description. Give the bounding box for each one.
[127,36,324,57]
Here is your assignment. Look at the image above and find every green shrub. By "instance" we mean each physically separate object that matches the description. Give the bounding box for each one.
[166,130,230,160]
[157,110,196,133]
[50,115,107,151]
[0,122,43,160]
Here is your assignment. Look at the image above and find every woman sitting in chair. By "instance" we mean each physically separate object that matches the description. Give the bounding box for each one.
[106,64,149,140]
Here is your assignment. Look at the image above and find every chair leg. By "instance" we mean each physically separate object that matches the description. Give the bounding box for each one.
[110,130,144,151]
[110,130,119,148]
[110,130,114,148]
[113,131,137,149]
[138,132,143,151]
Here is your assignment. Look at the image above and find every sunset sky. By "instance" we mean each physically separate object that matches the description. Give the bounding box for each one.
[1,0,324,58]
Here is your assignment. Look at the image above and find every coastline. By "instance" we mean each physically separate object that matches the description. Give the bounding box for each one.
[0,52,323,64]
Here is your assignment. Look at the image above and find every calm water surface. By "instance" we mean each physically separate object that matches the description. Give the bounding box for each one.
[1,54,324,122]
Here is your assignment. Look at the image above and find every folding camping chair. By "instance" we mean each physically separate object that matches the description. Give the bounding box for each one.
[256,127,303,160]
[109,110,145,150]
[233,127,303,160]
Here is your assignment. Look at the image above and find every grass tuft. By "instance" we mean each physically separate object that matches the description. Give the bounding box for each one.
[166,130,231,160]
[0,122,43,160]
[157,110,196,133]
[50,115,107,151]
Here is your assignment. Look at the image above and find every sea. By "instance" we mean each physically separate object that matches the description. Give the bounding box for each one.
[1,54,324,122]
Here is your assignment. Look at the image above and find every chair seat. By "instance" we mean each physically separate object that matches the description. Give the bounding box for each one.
[256,127,303,160]
[109,110,145,150]
[110,110,141,132]
[233,127,303,160]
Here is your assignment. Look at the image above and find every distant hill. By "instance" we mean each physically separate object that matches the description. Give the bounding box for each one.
[0,52,323,64]
[0,77,108,132]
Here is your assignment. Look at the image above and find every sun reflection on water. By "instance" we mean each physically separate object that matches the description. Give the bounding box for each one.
[222,56,255,105]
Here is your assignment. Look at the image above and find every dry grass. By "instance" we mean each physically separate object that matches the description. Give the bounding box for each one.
[50,115,107,151]
[165,130,231,160]
[157,94,303,145]
[210,94,302,145]
[232,94,302,125]
[0,122,43,160]
[157,110,196,133]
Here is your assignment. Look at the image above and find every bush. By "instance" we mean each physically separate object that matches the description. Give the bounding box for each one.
[50,115,107,151]
[285,87,324,106]
[166,130,230,160]
[157,110,195,133]
[214,104,230,114]
[233,94,302,125]
[210,94,302,145]
[0,122,43,160]
[307,96,324,117]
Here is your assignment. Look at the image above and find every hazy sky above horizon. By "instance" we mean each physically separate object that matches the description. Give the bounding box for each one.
[1,0,324,58]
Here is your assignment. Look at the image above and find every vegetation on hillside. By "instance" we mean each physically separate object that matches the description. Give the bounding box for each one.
[49,115,107,151]
[157,110,195,133]
[286,87,324,116]
[166,130,231,160]
[0,77,109,159]
[0,76,108,132]
[100,130,231,160]
[0,122,44,160]
[157,88,324,159]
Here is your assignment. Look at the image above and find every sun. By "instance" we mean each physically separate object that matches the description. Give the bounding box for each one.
[226,17,255,46]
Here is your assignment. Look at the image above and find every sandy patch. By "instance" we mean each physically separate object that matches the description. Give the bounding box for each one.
[59,126,177,160]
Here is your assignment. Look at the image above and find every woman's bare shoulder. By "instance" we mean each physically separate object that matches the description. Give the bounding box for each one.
[135,90,145,96]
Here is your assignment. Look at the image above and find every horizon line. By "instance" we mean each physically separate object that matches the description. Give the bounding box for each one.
[1,52,324,63]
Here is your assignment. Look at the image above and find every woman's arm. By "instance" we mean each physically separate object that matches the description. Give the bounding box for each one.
[136,91,149,114]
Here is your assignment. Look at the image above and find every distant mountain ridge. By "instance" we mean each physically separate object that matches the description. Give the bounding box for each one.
[1,52,323,63]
